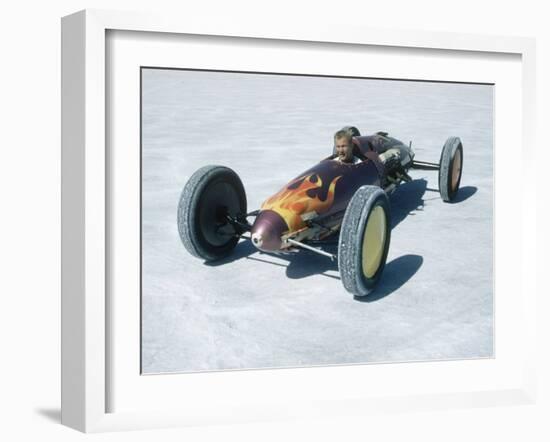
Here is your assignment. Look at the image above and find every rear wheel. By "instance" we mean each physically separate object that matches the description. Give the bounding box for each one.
[338,185,391,297]
[438,137,463,202]
[177,165,247,261]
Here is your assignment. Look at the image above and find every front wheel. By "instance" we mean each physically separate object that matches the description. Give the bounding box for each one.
[177,165,247,261]
[438,137,463,202]
[338,185,391,297]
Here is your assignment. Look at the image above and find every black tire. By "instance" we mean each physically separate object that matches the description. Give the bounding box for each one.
[177,165,247,261]
[438,137,463,202]
[338,185,391,297]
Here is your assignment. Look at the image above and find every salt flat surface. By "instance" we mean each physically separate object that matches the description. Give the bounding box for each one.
[141,69,493,373]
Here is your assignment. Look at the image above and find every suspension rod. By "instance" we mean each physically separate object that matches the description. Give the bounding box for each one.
[286,238,337,260]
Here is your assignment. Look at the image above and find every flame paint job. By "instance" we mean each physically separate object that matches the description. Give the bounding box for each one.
[261,172,342,234]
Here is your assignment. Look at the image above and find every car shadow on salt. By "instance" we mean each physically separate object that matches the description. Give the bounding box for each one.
[424,185,477,203]
[203,239,258,266]
[206,179,432,293]
[285,244,339,280]
[452,186,477,203]
[281,252,423,303]
[354,254,424,303]
[251,179,429,283]
[389,178,427,229]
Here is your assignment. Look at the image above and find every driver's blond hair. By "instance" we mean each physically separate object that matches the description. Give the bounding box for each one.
[334,129,353,145]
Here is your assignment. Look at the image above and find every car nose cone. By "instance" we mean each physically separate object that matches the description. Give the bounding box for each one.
[251,232,263,248]
[250,210,288,252]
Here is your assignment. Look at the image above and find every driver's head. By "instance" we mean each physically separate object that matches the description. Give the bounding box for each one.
[334,130,354,163]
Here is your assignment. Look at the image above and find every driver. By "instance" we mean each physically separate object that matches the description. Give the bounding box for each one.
[333,129,361,164]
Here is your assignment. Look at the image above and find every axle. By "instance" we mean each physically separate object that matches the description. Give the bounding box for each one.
[410,160,440,171]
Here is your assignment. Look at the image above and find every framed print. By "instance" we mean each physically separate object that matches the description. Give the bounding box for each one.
[140,68,493,375]
[61,9,537,433]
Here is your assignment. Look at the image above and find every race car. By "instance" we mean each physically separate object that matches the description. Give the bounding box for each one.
[177,127,463,297]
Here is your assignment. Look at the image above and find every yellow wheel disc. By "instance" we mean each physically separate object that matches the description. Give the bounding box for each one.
[451,148,462,192]
[361,205,387,279]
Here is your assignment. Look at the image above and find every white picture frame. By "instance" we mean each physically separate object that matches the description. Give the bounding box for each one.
[61,9,537,433]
